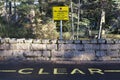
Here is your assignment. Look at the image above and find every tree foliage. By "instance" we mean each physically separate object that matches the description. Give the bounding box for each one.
[0,0,119,39]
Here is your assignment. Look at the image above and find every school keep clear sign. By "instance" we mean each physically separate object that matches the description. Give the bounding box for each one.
[53,6,69,20]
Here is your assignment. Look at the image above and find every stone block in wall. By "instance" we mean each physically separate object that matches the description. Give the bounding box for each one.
[23,51,42,59]
[51,50,65,57]
[0,39,5,43]
[58,40,66,44]
[12,50,24,56]
[72,51,95,60]
[64,44,84,50]
[111,57,120,61]
[33,51,42,57]
[17,38,25,43]
[0,43,10,50]
[107,50,119,57]
[73,51,82,57]
[119,52,120,56]
[10,50,25,60]
[84,50,95,54]
[96,51,107,57]
[84,44,93,50]
[72,50,95,60]
[90,40,98,44]
[35,57,48,61]
[49,40,57,44]
[78,50,95,56]
[33,39,41,44]
[23,51,34,56]
[30,44,46,50]
[0,51,5,56]
[41,57,50,60]
[42,51,51,57]
[46,44,57,50]
[100,44,108,50]
[51,58,65,61]
[12,50,42,57]
[10,44,17,50]
[72,56,95,61]
[25,57,44,61]
[63,51,75,58]
[119,44,120,49]
[58,40,73,44]
[75,44,84,50]
[23,51,43,60]
[0,50,6,56]
[114,40,120,43]
[100,44,119,50]
[99,56,111,61]
[93,44,100,50]
[84,44,99,50]
[58,44,84,50]
[106,40,114,43]
[9,38,17,44]
[0,56,6,61]
[41,39,50,44]
[17,43,30,50]
[58,44,75,50]
[52,50,94,59]
[65,40,74,44]
[10,43,30,50]
[98,39,106,44]
[4,38,10,43]
[74,40,81,44]
[107,44,119,50]
[0,50,12,56]
[24,39,33,43]
[5,56,19,61]
[82,40,91,44]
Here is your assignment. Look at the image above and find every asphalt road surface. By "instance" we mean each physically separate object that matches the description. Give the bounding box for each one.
[0,61,120,80]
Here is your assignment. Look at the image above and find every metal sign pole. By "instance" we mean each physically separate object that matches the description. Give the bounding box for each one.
[60,20,63,40]
[98,21,102,39]
[77,0,80,40]
[98,9,105,39]
[53,6,69,40]
[70,0,75,40]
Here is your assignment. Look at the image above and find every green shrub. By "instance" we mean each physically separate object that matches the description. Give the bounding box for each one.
[34,21,59,39]
[63,32,71,40]
[0,23,34,38]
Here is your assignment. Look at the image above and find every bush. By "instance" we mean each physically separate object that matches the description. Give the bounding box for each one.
[0,23,34,38]
[34,21,59,39]
[63,32,71,40]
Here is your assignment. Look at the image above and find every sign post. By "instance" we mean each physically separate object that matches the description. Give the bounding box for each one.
[53,6,69,40]
[60,20,63,40]
[98,9,105,39]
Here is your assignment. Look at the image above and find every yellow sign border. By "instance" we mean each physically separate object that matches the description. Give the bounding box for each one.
[53,6,69,20]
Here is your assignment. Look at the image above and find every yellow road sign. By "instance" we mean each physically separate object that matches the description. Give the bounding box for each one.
[53,6,69,20]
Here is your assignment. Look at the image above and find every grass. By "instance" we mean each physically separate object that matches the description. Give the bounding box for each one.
[63,32,120,40]
[105,34,120,39]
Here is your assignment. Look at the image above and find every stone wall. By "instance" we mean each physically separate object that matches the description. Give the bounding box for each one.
[0,38,120,61]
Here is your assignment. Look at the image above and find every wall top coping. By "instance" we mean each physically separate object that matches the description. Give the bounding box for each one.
[0,38,120,44]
